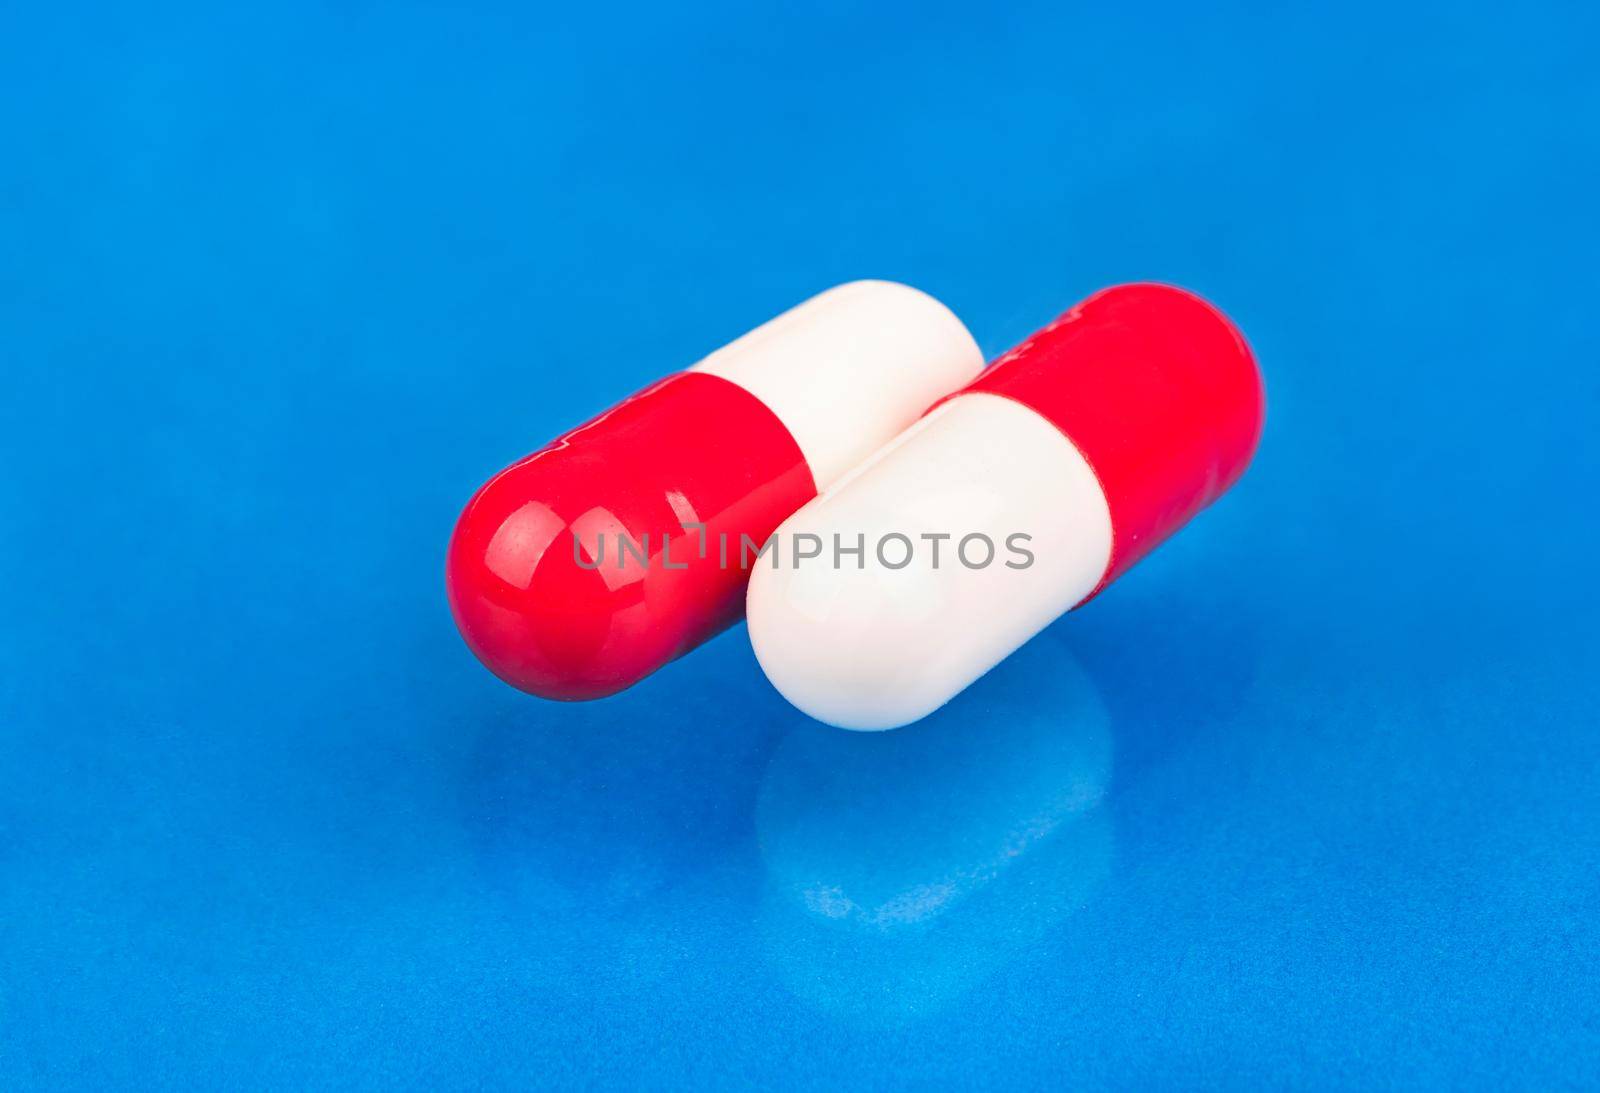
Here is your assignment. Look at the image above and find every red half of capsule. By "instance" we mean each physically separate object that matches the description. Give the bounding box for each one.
[958,282,1265,600]
[446,372,816,700]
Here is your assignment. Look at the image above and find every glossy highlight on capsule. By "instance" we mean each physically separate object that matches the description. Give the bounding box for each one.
[446,281,984,700]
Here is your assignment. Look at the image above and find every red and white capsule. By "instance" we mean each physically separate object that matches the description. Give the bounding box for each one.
[746,283,1265,730]
[446,281,983,700]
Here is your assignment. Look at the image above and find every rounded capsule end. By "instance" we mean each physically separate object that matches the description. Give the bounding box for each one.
[446,459,651,701]
[446,371,817,702]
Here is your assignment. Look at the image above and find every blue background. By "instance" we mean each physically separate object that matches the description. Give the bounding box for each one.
[3,0,1598,1086]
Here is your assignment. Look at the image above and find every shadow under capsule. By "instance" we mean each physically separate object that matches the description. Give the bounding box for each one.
[458,629,787,996]
[754,632,1115,1026]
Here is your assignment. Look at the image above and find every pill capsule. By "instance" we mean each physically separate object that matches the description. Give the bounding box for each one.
[746,282,1265,730]
[446,281,984,700]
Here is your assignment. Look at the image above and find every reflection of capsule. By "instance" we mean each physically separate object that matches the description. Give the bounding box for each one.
[749,283,1265,730]
[447,282,983,700]
[756,637,1113,1023]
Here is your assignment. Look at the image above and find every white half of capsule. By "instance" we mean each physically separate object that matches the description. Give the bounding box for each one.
[746,392,1114,731]
[689,280,984,491]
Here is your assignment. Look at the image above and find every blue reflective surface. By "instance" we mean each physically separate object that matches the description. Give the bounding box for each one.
[3,1,1598,1085]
